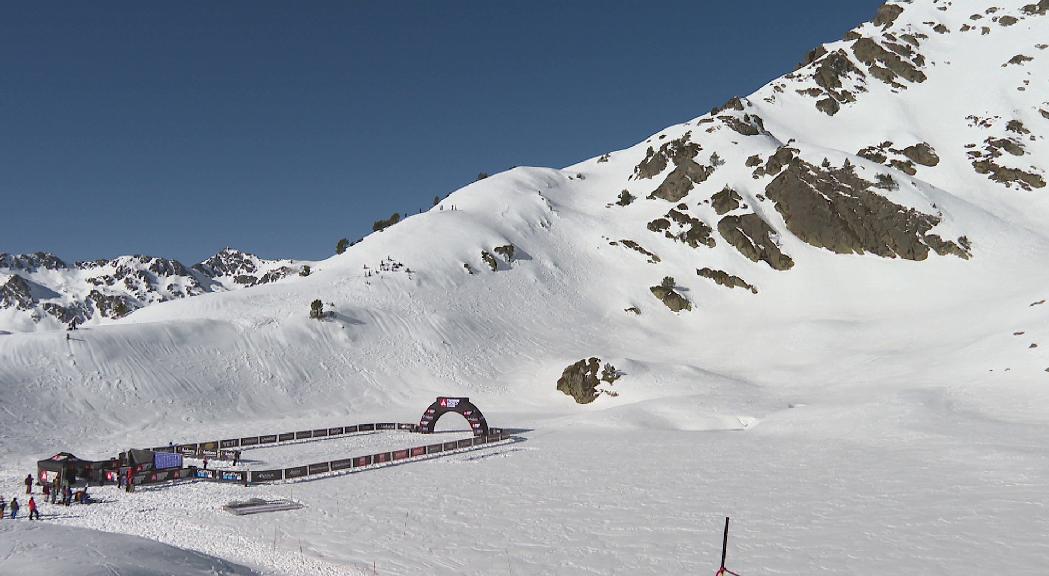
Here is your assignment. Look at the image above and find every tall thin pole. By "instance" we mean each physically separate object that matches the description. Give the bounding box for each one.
[721,516,730,569]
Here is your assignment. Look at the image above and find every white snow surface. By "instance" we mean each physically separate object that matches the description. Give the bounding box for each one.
[3,0,1049,574]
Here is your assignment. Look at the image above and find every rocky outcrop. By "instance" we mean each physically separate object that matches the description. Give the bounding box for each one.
[633,133,714,202]
[0,252,67,272]
[650,285,692,312]
[711,187,742,215]
[717,214,795,271]
[493,244,516,262]
[615,240,660,263]
[0,275,35,310]
[765,160,969,260]
[697,267,758,293]
[556,358,602,404]
[481,251,498,272]
[873,3,905,28]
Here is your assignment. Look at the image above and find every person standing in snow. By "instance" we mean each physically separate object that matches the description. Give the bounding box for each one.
[9,498,19,519]
[23,474,32,495]
[203,457,209,470]
[232,451,240,466]
[0,497,6,518]
[50,477,59,504]
[27,497,39,520]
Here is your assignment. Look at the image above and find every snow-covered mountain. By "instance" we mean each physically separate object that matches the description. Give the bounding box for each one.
[0,249,309,332]
[3,2,1049,574]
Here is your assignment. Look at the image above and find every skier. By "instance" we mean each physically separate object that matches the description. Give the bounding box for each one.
[23,474,32,495]
[27,497,39,520]
[0,497,6,518]
[9,498,18,519]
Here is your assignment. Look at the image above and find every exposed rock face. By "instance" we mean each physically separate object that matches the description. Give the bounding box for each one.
[0,252,67,272]
[633,133,714,202]
[851,37,927,86]
[650,285,691,312]
[493,244,516,263]
[481,251,498,272]
[873,3,905,27]
[617,240,660,263]
[901,142,940,166]
[0,275,35,310]
[556,358,602,404]
[661,209,715,249]
[717,214,795,271]
[697,268,758,293]
[616,190,636,206]
[0,248,307,330]
[711,187,742,215]
[765,160,969,260]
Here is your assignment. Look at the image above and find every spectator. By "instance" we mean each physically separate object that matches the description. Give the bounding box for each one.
[9,498,18,519]
[23,474,32,495]
[27,497,39,520]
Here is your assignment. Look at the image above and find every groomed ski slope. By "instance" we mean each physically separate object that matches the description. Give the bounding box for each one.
[1,0,1049,573]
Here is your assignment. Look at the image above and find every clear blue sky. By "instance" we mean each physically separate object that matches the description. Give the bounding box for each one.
[2,1,883,264]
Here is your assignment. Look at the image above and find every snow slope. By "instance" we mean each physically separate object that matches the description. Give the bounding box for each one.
[2,1,1049,574]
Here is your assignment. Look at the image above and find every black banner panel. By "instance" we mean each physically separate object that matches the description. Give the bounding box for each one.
[278,432,295,442]
[251,469,283,482]
[426,443,444,454]
[240,436,260,447]
[443,441,459,451]
[410,447,426,457]
[345,425,359,433]
[328,427,344,436]
[220,439,240,449]
[373,452,391,464]
[312,429,329,438]
[456,439,473,449]
[358,424,375,432]
[330,458,353,471]
[308,462,331,475]
[295,431,313,440]
[284,466,308,479]
[259,435,277,444]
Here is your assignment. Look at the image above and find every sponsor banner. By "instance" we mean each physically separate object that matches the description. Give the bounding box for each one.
[220,439,240,449]
[284,466,308,479]
[489,428,503,435]
[259,435,277,444]
[200,441,218,451]
[177,444,198,454]
[308,462,331,475]
[312,429,329,438]
[345,425,359,433]
[220,471,245,483]
[330,458,353,471]
[443,441,458,451]
[396,423,414,430]
[240,436,260,447]
[195,469,216,480]
[472,436,488,446]
[426,443,444,454]
[278,432,295,442]
[328,427,344,436]
[456,439,473,449]
[295,431,313,440]
[392,450,409,461]
[410,446,426,457]
[376,423,396,430]
[251,469,283,482]
[353,455,373,468]
[358,423,375,432]
[154,452,183,470]
[373,452,391,464]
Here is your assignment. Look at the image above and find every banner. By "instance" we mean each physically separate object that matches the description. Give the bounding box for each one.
[426,443,444,454]
[259,435,277,444]
[220,439,240,449]
[295,431,313,440]
[392,450,409,461]
[284,466,308,479]
[330,458,353,471]
[353,455,373,468]
[278,432,295,442]
[328,427,344,436]
[308,462,331,475]
[251,469,283,482]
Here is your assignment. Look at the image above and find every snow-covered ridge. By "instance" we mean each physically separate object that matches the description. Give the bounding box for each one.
[0,248,310,332]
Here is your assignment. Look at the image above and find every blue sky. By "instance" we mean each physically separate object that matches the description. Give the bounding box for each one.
[2,1,883,264]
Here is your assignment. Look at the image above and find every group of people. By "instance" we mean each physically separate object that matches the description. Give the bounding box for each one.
[2,473,94,521]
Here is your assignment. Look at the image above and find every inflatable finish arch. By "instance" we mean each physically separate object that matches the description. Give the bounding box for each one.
[418,397,489,437]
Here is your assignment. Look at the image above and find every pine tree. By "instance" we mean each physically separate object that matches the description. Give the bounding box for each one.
[300,265,311,277]
[336,238,349,254]
[309,299,324,320]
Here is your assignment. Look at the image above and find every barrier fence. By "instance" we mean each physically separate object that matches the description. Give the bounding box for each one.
[129,423,507,486]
